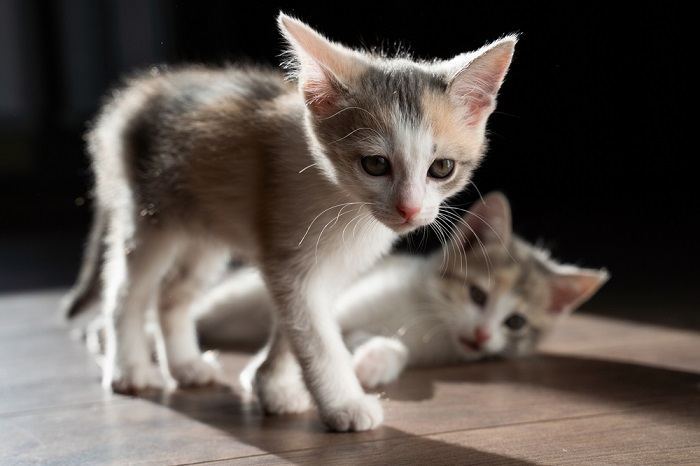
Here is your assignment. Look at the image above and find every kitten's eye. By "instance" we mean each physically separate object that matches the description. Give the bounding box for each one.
[428,159,455,179]
[469,285,487,307]
[504,313,527,331]
[361,155,390,176]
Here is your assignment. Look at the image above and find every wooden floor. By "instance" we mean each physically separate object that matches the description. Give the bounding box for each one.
[1,290,698,465]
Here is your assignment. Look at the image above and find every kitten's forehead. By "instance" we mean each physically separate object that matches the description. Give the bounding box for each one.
[448,242,549,303]
[487,242,551,316]
[350,63,482,166]
[356,63,447,125]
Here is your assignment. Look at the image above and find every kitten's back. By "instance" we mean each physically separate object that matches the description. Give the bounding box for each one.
[88,65,301,243]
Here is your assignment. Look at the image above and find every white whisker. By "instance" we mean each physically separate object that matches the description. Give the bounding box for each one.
[298,163,318,174]
[330,127,382,144]
[298,202,364,247]
[440,209,493,286]
[440,205,517,263]
[319,106,382,128]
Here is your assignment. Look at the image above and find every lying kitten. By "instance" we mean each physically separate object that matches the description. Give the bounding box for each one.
[196,192,609,388]
[63,13,516,431]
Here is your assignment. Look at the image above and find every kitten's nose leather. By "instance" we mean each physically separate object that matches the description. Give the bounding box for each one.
[396,204,420,221]
[475,327,491,345]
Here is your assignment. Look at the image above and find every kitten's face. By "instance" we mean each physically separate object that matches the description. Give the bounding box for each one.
[308,65,483,234]
[278,15,516,234]
[435,241,556,359]
[429,193,609,360]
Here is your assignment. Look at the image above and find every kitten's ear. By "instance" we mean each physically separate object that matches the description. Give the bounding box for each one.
[457,191,512,248]
[278,13,363,116]
[446,36,517,127]
[547,266,609,314]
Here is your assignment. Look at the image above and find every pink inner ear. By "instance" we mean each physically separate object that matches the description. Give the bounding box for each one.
[303,80,337,116]
[449,43,514,127]
[300,61,344,117]
[461,69,503,125]
[548,273,603,314]
[463,95,493,126]
[549,282,581,314]
[451,75,496,126]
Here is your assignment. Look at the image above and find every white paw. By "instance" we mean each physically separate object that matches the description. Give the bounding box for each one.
[253,367,312,414]
[321,394,384,432]
[170,353,222,388]
[106,362,165,394]
[353,336,409,389]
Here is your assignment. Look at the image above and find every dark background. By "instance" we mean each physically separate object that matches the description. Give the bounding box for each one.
[1,1,696,326]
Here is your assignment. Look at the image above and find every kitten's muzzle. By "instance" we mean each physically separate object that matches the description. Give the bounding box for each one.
[396,203,420,222]
[459,328,491,351]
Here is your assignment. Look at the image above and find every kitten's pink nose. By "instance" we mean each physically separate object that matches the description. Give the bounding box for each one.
[474,327,491,345]
[396,203,420,221]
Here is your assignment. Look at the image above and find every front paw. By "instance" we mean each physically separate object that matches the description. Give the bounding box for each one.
[353,336,409,389]
[105,362,165,395]
[253,367,312,414]
[320,394,384,432]
[170,353,222,388]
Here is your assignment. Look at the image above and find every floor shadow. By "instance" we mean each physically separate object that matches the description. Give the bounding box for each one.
[381,354,700,422]
[138,385,533,465]
[133,351,700,464]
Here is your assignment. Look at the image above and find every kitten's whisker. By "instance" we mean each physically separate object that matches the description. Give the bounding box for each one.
[446,214,470,279]
[298,162,318,174]
[418,225,428,251]
[394,314,444,338]
[330,203,352,229]
[330,127,382,145]
[427,224,440,270]
[469,181,486,205]
[319,106,382,128]
[352,212,374,240]
[438,209,470,282]
[437,222,452,277]
[315,205,366,263]
[441,206,518,263]
[341,205,368,246]
[422,322,447,343]
[441,210,493,287]
[356,216,377,253]
[428,223,447,275]
[434,214,458,274]
[408,304,455,322]
[365,217,381,247]
[435,213,466,279]
[299,202,364,246]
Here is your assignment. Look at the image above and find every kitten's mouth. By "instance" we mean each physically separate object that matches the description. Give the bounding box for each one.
[371,208,435,234]
[390,216,433,233]
[392,221,420,233]
[375,216,422,234]
[458,336,481,352]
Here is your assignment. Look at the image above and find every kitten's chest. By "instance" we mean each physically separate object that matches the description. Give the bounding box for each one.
[313,215,397,283]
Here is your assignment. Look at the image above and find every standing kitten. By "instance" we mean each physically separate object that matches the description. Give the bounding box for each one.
[197,192,609,388]
[64,14,516,431]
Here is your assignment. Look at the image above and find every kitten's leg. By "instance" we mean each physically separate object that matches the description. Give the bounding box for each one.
[102,228,178,394]
[349,333,409,389]
[157,245,228,387]
[259,273,383,431]
[247,325,312,414]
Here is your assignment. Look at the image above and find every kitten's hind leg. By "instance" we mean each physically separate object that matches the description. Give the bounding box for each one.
[158,244,228,387]
[102,228,178,394]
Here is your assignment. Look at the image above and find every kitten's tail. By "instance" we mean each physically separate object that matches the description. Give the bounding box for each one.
[61,206,106,319]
